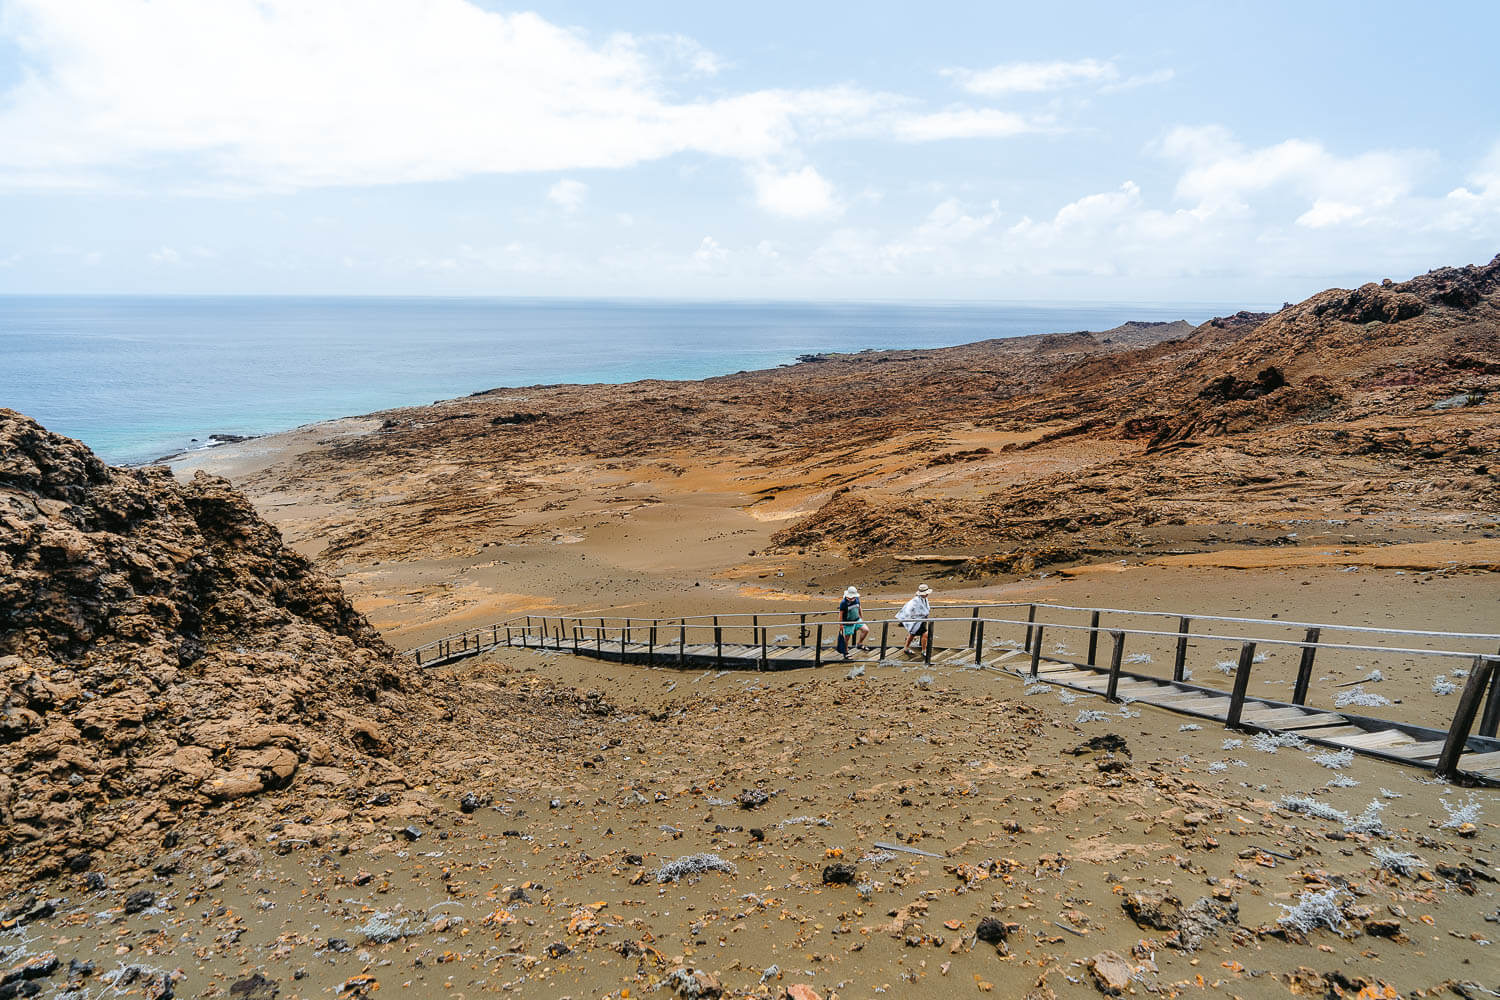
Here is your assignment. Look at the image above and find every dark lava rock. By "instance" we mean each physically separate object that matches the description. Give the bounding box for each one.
[1364,918,1403,939]
[367,792,393,808]
[325,938,352,953]
[975,916,1011,945]
[123,890,156,914]
[401,825,422,841]
[67,959,95,980]
[83,873,107,892]
[506,888,532,903]
[544,941,570,959]
[821,862,856,885]
[749,828,765,842]
[161,831,179,849]
[623,854,644,867]
[459,792,485,814]
[0,983,41,1000]
[65,853,93,873]
[228,972,280,999]
[736,788,769,809]
[1068,734,1129,756]
[0,953,58,983]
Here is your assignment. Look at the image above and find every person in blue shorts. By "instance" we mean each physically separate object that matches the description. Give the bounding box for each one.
[838,585,869,658]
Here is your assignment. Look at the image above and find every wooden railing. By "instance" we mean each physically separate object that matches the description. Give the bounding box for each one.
[406,601,1500,780]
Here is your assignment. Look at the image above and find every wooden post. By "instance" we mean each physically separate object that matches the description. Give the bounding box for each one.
[968,606,980,649]
[1225,641,1258,730]
[620,626,626,662]
[1105,629,1126,701]
[879,620,889,660]
[573,625,580,654]
[760,627,768,671]
[1480,651,1500,739]
[1292,627,1320,706]
[799,613,807,645]
[678,621,686,666]
[646,627,654,666]
[492,625,498,646]
[1436,655,1497,779]
[923,617,934,665]
[1086,610,1100,666]
[1173,616,1191,682]
[974,619,986,666]
[715,618,723,667]
[814,624,823,668]
[1029,624,1045,677]
[625,618,631,644]
[506,625,513,646]
[1023,604,1037,653]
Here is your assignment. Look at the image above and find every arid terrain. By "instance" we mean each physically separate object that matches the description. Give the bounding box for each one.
[3,256,1499,998]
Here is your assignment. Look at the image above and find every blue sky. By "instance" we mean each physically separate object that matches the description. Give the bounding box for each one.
[0,0,1496,301]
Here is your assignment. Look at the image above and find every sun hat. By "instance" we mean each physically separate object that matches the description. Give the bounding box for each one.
[916,583,932,596]
[844,586,859,598]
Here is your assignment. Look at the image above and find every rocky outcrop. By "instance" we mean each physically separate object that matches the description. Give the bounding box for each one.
[0,410,438,883]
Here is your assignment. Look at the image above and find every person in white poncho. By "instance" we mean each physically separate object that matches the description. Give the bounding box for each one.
[897,583,932,655]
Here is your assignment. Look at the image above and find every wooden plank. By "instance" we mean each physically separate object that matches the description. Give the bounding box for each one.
[1327,730,1414,750]
[1292,725,1367,739]
[1456,750,1500,772]
[1379,740,1447,761]
[1265,713,1348,730]
[1241,707,1321,724]
[1158,696,1231,712]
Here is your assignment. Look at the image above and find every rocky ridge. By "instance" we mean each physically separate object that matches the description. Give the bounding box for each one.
[0,410,445,885]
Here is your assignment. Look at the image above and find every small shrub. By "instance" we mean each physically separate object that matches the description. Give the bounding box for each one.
[656,854,737,883]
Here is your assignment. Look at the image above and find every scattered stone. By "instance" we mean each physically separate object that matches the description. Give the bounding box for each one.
[1175,897,1238,951]
[123,890,156,914]
[975,916,1010,944]
[544,942,570,959]
[1087,951,1133,995]
[229,973,280,999]
[1364,919,1404,940]
[401,825,423,841]
[737,788,769,809]
[1121,890,1180,931]
[821,862,856,885]
[665,966,722,999]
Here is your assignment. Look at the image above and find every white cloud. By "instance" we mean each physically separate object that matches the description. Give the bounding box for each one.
[148,246,181,265]
[0,0,883,190]
[751,164,840,219]
[946,58,1117,95]
[1296,199,1364,228]
[891,108,1046,142]
[547,179,589,213]
[1161,125,1426,220]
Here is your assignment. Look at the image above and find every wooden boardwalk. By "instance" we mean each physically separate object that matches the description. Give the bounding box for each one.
[412,603,1500,786]
[494,631,1500,784]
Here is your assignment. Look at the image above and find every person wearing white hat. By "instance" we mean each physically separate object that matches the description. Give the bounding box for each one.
[897,583,933,656]
[838,585,869,658]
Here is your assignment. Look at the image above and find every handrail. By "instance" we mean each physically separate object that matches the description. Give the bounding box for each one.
[408,600,1500,652]
[402,602,1500,665]
[404,599,1500,782]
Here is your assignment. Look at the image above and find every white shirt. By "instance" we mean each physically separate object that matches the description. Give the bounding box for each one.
[899,595,930,634]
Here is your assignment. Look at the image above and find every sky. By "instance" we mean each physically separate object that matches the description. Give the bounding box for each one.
[0,0,1496,302]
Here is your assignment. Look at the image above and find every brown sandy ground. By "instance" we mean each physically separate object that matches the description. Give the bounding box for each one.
[7,260,1496,997]
[4,648,1496,999]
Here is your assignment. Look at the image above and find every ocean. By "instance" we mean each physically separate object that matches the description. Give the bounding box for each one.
[0,296,1255,466]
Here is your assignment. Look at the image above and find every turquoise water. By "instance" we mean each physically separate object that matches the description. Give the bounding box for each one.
[0,296,1253,465]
